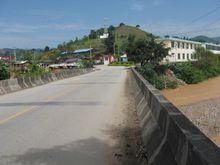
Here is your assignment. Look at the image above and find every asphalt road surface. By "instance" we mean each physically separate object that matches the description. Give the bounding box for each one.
[0,66,137,165]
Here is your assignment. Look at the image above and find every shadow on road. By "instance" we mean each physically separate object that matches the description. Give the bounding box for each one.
[0,101,102,107]
[2,137,114,165]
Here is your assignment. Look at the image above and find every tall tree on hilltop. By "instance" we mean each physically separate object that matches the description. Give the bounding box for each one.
[119,23,125,27]
[89,30,97,39]
[44,46,50,52]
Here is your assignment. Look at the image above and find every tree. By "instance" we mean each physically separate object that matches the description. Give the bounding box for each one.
[89,30,97,39]
[103,32,115,54]
[108,25,116,33]
[119,23,125,27]
[136,25,140,28]
[44,46,50,52]
[194,47,218,68]
[132,36,169,65]
[74,37,79,43]
[0,61,10,80]
[125,35,136,61]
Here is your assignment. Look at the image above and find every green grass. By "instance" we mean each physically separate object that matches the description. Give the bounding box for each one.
[108,61,135,67]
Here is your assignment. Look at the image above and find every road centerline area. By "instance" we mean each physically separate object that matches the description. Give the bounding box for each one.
[0,78,82,125]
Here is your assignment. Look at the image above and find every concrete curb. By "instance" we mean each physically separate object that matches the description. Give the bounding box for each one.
[0,68,93,96]
[130,68,220,165]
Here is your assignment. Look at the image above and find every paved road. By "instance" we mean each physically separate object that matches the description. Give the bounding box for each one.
[0,66,131,165]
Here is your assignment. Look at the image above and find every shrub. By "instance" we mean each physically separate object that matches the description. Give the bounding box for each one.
[109,61,135,67]
[160,76,178,89]
[136,64,179,90]
[80,60,94,68]
[168,62,205,84]
[0,61,10,80]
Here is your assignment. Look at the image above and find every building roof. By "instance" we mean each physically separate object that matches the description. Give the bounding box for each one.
[61,48,93,55]
[158,37,202,44]
[72,48,93,54]
[14,60,29,65]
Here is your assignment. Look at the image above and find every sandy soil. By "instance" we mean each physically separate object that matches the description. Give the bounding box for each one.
[162,76,220,107]
[162,76,220,147]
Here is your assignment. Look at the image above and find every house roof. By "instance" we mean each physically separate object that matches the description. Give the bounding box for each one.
[61,48,93,55]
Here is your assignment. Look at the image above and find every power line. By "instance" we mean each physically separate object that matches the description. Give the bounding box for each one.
[172,17,220,36]
[170,5,220,35]
[185,6,220,26]
[172,27,220,36]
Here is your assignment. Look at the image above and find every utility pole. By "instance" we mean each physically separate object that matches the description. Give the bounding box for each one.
[113,42,116,56]
[88,35,92,60]
[32,49,36,63]
[13,48,17,62]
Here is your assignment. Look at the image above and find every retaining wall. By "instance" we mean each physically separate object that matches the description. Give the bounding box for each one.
[130,68,220,165]
[0,68,93,96]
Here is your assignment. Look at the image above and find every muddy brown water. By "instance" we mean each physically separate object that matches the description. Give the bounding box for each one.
[162,76,220,147]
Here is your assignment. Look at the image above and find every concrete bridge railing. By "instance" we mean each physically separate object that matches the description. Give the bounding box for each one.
[130,68,220,165]
[0,68,93,96]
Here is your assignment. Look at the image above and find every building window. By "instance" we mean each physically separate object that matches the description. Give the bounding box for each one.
[183,53,185,59]
[190,44,193,49]
[171,41,175,48]
[178,53,181,59]
[186,43,189,49]
[177,42,180,48]
[191,54,193,59]
[182,43,185,49]
[187,54,189,60]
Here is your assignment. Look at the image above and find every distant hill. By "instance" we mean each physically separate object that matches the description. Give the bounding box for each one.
[191,35,220,44]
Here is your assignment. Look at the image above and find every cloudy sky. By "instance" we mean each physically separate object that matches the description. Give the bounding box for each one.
[0,0,220,48]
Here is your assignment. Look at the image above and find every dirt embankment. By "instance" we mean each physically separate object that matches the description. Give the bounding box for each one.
[162,76,220,147]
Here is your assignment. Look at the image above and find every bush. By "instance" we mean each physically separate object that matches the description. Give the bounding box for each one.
[109,61,135,67]
[15,63,50,77]
[80,60,94,68]
[0,61,10,80]
[136,64,178,90]
[168,62,205,84]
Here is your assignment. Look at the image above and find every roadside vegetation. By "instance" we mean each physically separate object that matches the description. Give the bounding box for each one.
[136,46,220,90]
[14,63,50,78]
[168,47,220,84]
[0,61,10,80]
[108,61,135,67]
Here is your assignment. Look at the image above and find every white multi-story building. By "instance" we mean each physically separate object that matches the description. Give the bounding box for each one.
[203,43,220,54]
[159,37,220,63]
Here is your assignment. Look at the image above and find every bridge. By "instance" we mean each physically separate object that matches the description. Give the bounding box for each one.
[0,66,219,165]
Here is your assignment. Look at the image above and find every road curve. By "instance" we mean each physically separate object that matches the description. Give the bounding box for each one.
[0,66,133,165]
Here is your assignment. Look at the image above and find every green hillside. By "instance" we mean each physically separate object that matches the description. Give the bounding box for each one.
[52,25,151,57]
[115,25,149,40]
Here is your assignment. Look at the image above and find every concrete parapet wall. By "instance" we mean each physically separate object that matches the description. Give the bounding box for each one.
[0,68,93,96]
[130,68,220,165]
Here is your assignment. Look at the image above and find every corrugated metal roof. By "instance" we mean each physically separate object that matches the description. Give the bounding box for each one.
[61,48,93,55]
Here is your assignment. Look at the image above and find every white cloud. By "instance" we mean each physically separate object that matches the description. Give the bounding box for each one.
[130,0,145,11]
[130,0,164,11]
